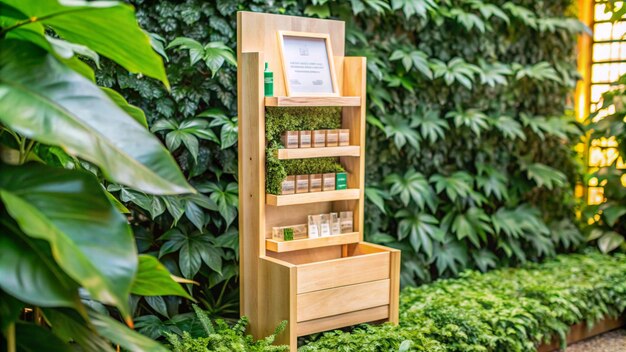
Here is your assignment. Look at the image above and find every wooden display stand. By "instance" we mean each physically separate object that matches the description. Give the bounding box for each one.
[237,12,400,350]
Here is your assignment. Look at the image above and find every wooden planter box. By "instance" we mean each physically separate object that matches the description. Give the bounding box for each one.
[263,243,399,337]
[537,316,624,352]
[237,11,400,351]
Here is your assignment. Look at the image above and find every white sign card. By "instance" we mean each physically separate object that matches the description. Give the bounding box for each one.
[278,31,339,96]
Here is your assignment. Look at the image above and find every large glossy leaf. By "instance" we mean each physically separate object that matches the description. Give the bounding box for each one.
[44,308,114,352]
[131,255,193,300]
[0,290,24,332]
[0,222,80,309]
[0,40,193,195]
[91,312,169,352]
[14,322,74,352]
[5,0,168,87]
[0,163,135,318]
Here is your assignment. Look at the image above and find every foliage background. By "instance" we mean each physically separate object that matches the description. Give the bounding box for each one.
[98,0,585,336]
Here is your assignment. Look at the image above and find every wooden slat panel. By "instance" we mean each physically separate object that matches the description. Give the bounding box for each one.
[276,146,360,159]
[258,257,296,349]
[297,251,390,293]
[537,316,625,352]
[266,232,360,253]
[297,279,390,322]
[266,189,360,206]
[297,306,389,336]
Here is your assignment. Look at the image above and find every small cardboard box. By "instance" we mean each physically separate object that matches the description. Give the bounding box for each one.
[299,131,311,148]
[339,129,350,146]
[340,211,354,233]
[322,173,336,191]
[335,172,348,190]
[313,130,326,148]
[280,176,295,195]
[281,131,299,149]
[309,174,322,192]
[325,129,339,147]
[296,175,310,193]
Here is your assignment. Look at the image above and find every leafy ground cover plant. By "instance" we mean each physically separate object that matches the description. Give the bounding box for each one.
[166,305,288,352]
[301,252,626,352]
[0,0,193,350]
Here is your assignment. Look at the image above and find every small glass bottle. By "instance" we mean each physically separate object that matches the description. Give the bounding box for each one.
[264,62,273,97]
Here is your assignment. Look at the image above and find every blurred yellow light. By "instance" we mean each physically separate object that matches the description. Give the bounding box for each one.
[588,186,605,205]
[589,177,599,186]
[575,183,584,198]
[621,173,626,186]
[594,214,602,221]
[588,147,607,166]
[618,157,626,169]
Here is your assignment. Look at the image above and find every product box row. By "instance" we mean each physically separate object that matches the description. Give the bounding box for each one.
[281,172,347,194]
[272,211,354,241]
[282,129,350,149]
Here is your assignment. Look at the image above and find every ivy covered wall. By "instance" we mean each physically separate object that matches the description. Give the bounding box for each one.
[98,0,585,335]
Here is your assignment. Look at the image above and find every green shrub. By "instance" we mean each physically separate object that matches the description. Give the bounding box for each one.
[167,305,288,352]
[301,252,626,352]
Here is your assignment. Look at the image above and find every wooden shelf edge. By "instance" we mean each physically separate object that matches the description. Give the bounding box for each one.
[266,189,361,206]
[265,96,361,107]
[266,232,360,252]
[276,146,360,159]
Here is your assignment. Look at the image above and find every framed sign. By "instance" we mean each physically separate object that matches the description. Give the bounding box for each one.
[277,31,339,96]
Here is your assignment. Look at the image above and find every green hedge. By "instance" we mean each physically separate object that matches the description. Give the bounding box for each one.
[300,252,626,352]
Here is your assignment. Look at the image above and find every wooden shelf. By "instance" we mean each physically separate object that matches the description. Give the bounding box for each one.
[275,146,360,159]
[266,189,361,206]
[264,96,361,107]
[266,232,360,252]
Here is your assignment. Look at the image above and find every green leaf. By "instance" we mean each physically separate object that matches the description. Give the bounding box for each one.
[101,87,148,128]
[598,231,624,253]
[0,223,79,309]
[380,114,421,151]
[365,186,389,213]
[44,308,114,352]
[476,166,508,201]
[0,290,24,332]
[196,181,238,228]
[131,255,193,300]
[430,172,474,201]
[413,108,448,144]
[159,228,223,279]
[0,163,135,318]
[14,321,73,352]
[385,169,436,211]
[203,42,236,77]
[167,37,205,66]
[601,203,626,227]
[5,0,168,87]
[390,49,432,78]
[0,41,192,195]
[431,58,480,89]
[449,8,486,33]
[445,109,490,136]
[522,163,567,190]
[91,312,169,352]
[391,0,437,19]
[46,35,100,68]
[396,209,441,258]
[491,115,526,140]
[514,62,561,83]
